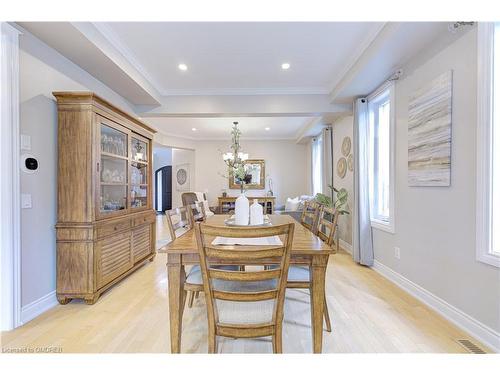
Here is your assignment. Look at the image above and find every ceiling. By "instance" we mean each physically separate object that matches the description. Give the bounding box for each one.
[102,22,384,95]
[16,21,468,141]
[144,116,318,140]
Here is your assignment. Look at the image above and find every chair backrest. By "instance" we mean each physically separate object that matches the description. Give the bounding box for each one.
[165,206,193,240]
[316,205,340,251]
[300,200,321,232]
[181,192,208,206]
[194,222,294,340]
[181,192,198,207]
[189,201,206,222]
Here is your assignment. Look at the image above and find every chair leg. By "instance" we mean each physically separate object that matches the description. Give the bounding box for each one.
[273,325,283,353]
[194,291,200,299]
[187,291,195,308]
[208,333,217,354]
[323,294,332,333]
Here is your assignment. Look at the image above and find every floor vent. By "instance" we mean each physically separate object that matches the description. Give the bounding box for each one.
[457,339,486,354]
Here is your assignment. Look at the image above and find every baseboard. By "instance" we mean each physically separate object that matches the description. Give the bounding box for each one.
[339,239,352,254]
[21,290,57,325]
[372,260,500,353]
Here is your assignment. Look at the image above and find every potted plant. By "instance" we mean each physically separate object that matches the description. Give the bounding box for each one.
[314,185,350,216]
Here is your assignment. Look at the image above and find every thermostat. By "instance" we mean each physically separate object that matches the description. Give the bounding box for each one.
[21,154,39,174]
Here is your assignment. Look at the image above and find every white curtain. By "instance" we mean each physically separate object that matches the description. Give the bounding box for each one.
[311,127,333,197]
[322,127,334,200]
[353,98,374,266]
[311,135,323,196]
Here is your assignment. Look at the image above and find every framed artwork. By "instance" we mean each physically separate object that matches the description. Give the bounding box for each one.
[408,70,452,186]
[175,163,190,191]
[229,159,265,190]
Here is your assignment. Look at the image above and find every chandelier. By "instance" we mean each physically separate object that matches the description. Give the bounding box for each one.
[222,122,248,169]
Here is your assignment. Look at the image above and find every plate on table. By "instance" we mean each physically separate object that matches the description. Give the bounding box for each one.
[224,215,272,227]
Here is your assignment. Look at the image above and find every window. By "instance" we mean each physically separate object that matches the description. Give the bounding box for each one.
[367,84,395,233]
[311,135,323,196]
[477,22,500,267]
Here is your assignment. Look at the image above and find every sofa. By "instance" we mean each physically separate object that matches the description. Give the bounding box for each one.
[275,195,315,222]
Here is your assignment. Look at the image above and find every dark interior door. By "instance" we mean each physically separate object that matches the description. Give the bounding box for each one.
[155,166,172,212]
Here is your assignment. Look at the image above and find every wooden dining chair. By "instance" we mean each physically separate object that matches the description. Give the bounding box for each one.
[188,201,206,222]
[300,200,321,232]
[193,222,295,353]
[165,206,203,308]
[166,206,241,309]
[316,205,340,252]
[287,205,339,332]
[165,206,192,241]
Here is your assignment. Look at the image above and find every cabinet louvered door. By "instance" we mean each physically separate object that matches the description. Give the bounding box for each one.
[132,224,152,262]
[96,232,133,289]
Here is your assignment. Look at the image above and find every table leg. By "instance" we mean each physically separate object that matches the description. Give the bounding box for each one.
[167,254,186,354]
[310,255,328,353]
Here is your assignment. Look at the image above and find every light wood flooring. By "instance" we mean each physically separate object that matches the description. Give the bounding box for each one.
[1,215,489,353]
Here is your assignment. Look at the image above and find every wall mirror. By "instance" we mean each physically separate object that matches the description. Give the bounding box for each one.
[229,159,265,189]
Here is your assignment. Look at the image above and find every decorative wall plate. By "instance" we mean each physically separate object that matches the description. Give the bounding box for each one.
[347,154,354,171]
[337,157,347,178]
[175,163,190,191]
[341,136,351,157]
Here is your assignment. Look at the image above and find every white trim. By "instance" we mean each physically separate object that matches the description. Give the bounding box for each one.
[328,22,387,100]
[476,22,500,268]
[160,86,330,96]
[20,291,58,325]
[91,22,329,97]
[339,238,352,254]
[90,22,165,97]
[367,82,396,234]
[372,260,500,353]
[0,22,22,331]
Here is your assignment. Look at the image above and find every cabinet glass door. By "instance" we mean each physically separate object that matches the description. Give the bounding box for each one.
[99,122,129,215]
[130,135,148,209]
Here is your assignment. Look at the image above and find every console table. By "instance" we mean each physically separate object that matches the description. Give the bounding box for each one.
[218,196,275,214]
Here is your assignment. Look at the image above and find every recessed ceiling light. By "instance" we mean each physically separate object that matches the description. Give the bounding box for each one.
[281,63,290,70]
[178,63,188,71]
[191,128,197,131]
[265,127,270,131]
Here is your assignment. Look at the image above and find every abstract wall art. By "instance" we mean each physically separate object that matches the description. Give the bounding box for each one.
[408,70,452,186]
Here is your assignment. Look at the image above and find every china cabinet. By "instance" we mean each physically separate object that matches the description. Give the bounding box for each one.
[54,92,156,305]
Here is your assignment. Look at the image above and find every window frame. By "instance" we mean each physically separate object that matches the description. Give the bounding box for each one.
[476,22,500,268]
[367,82,396,234]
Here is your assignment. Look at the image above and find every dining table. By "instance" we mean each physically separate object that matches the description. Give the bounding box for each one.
[162,214,334,353]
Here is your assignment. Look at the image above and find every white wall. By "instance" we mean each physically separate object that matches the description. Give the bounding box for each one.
[332,116,354,246]
[194,140,309,207]
[18,29,136,311]
[171,148,195,209]
[373,28,500,335]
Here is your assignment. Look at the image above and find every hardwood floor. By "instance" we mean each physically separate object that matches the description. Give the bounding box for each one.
[1,216,489,353]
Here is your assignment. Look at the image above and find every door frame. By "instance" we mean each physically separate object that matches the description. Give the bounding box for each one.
[0,22,22,330]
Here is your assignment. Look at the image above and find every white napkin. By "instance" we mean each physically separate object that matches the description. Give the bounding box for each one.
[212,236,283,246]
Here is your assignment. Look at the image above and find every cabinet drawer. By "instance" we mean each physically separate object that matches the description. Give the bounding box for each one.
[97,219,131,238]
[133,214,154,227]
[96,232,132,288]
[132,225,152,262]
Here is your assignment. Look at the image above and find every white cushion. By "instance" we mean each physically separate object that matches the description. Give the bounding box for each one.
[268,265,310,282]
[285,197,300,211]
[186,265,277,325]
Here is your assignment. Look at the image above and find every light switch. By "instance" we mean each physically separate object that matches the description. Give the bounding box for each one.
[21,134,31,151]
[21,193,32,209]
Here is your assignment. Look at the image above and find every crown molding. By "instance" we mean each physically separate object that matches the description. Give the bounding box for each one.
[328,22,387,101]
[90,22,166,97]
[160,86,330,96]
[153,129,298,142]
[86,23,334,98]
